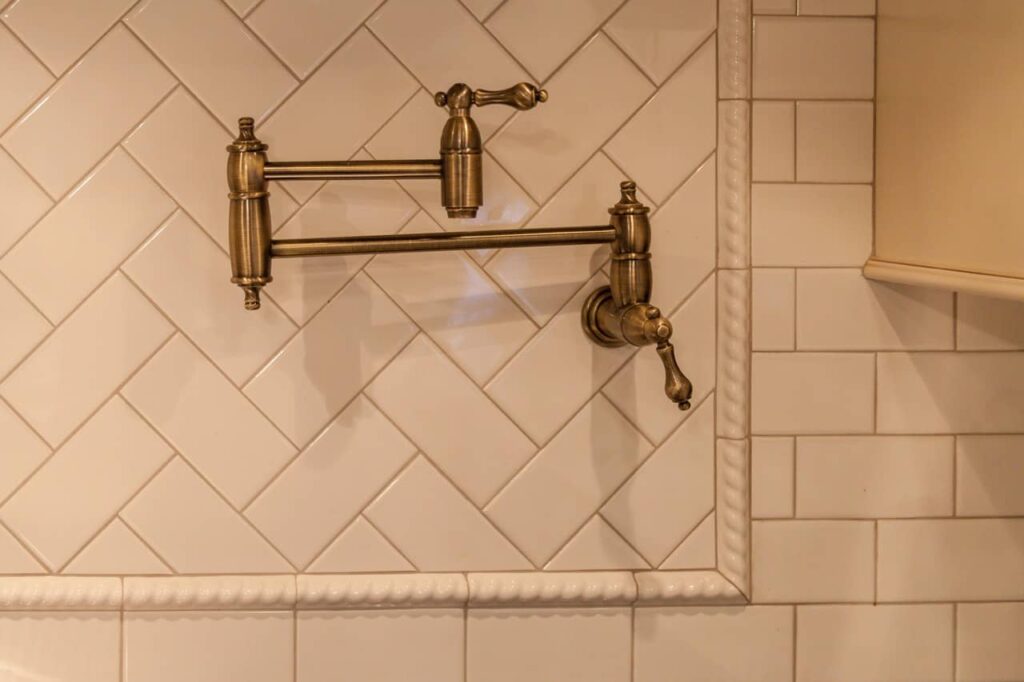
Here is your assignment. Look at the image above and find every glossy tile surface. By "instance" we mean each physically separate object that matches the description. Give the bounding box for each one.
[605,0,717,84]
[0,613,120,682]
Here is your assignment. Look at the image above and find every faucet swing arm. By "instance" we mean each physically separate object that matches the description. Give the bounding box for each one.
[226,82,693,410]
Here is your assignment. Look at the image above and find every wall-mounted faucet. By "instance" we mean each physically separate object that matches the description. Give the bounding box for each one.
[226,82,693,410]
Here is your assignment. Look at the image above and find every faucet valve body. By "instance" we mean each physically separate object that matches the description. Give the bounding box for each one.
[227,117,272,310]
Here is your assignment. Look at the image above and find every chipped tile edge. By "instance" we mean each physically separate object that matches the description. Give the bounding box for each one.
[716,438,751,596]
[0,577,123,610]
[296,573,468,609]
[718,0,752,99]
[467,572,637,607]
[634,570,746,605]
[124,575,296,610]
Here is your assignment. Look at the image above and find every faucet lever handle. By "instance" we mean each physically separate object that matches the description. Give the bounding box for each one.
[655,340,693,411]
[473,83,547,109]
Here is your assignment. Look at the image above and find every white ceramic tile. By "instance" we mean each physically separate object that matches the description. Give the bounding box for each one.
[64,518,168,575]
[126,0,296,127]
[605,0,717,84]
[878,519,1024,602]
[307,517,413,573]
[0,274,49,379]
[602,398,714,565]
[603,275,716,444]
[0,26,174,197]
[796,269,954,350]
[753,17,875,98]
[123,212,296,385]
[367,335,534,506]
[752,268,795,351]
[298,610,463,682]
[488,33,653,203]
[877,352,1024,434]
[957,436,1024,517]
[244,272,416,446]
[123,336,296,508]
[245,396,416,569]
[469,608,631,682]
[366,456,531,571]
[258,28,416,202]
[486,0,621,82]
[660,511,716,569]
[484,154,625,326]
[461,0,503,20]
[0,613,120,681]
[752,436,794,519]
[247,0,381,78]
[125,611,293,682]
[0,399,47,503]
[796,101,873,182]
[0,273,172,446]
[0,148,50,256]
[796,436,954,518]
[752,520,874,602]
[752,184,872,266]
[797,605,953,682]
[0,23,52,132]
[268,161,418,324]
[957,603,1024,682]
[221,0,258,14]
[2,149,174,322]
[799,0,876,15]
[754,0,796,14]
[1,0,134,74]
[635,606,793,682]
[606,39,716,204]
[485,395,652,565]
[365,214,537,385]
[956,293,1024,350]
[752,353,875,435]
[545,516,649,570]
[0,397,171,569]
[752,101,795,182]
[486,274,634,445]
[121,457,291,573]
[0,523,43,572]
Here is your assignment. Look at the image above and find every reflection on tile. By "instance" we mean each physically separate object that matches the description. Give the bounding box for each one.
[605,0,717,84]
[64,518,169,575]
[307,517,413,573]
[0,274,49,379]
[545,517,648,571]
[0,24,52,132]
[0,613,120,682]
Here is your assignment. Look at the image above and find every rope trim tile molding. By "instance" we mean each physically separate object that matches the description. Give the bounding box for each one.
[0,0,752,611]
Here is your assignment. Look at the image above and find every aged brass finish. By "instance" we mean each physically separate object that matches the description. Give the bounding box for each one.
[227,86,693,408]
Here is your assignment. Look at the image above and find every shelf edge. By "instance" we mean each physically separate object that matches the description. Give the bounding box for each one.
[863,259,1024,302]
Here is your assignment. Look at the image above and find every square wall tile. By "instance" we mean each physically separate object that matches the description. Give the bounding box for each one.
[468,608,631,682]
[0,613,120,682]
[956,436,1024,516]
[957,603,1024,682]
[752,102,795,181]
[796,101,874,182]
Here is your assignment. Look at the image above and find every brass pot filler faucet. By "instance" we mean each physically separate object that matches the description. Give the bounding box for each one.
[227,82,693,409]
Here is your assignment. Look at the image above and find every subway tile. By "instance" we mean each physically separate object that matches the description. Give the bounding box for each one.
[956,293,1024,350]
[367,336,535,507]
[366,457,531,571]
[605,38,716,204]
[0,24,52,132]
[635,606,794,682]
[604,0,717,84]
[878,519,1024,601]
[753,17,874,98]
[752,353,875,435]
[245,396,416,569]
[488,34,653,203]
[1,26,174,197]
[298,610,463,682]
[126,0,296,127]
[752,184,872,266]
[545,517,649,571]
[0,273,49,379]
[244,272,416,446]
[877,352,1024,434]
[799,0,876,15]
[752,437,794,518]
[0,273,173,446]
[125,611,293,682]
[0,397,171,570]
[753,268,795,350]
[64,518,169,575]
[753,0,796,14]
[957,603,1024,682]
[0,148,51,256]
[307,517,414,573]
[796,436,954,518]
[2,0,133,74]
[752,101,795,181]
[796,269,954,350]
[0,613,120,682]
[123,212,296,386]
[796,101,873,182]
[752,520,874,602]
[796,605,953,682]
[121,457,291,573]
[1,149,174,322]
[468,608,631,682]
[123,336,296,509]
[956,436,1024,517]
[0,399,48,503]
[486,396,652,565]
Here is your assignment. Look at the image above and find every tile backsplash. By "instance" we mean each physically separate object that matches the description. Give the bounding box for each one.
[1,0,1022,680]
